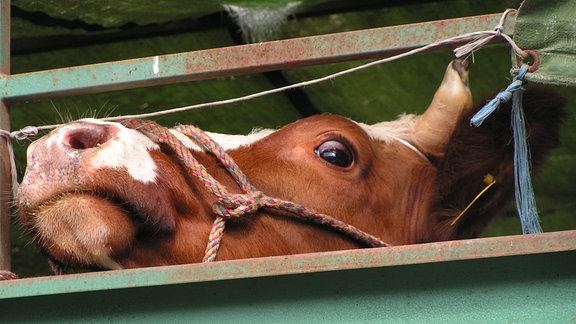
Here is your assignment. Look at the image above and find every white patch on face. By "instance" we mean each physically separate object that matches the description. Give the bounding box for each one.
[358,114,429,163]
[169,128,276,151]
[82,119,160,183]
[358,114,418,144]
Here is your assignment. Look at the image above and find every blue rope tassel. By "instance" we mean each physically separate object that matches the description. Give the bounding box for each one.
[512,87,542,234]
[470,65,542,234]
[471,66,528,127]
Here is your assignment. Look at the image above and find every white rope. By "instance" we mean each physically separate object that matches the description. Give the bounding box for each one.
[0,8,526,197]
[454,9,526,59]
[101,9,524,122]
[5,9,523,135]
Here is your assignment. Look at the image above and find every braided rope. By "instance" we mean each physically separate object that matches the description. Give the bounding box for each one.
[48,259,66,276]
[470,65,529,127]
[0,269,18,280]
[122,119,390,262]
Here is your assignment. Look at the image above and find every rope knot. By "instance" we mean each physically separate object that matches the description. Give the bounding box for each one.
[126,119,390,263]
[493,25,503,37]
[12,126,39,140]
[493,89,514,103]
[212,191,266,218]
[470,65,528,127]
[0,270,18,280]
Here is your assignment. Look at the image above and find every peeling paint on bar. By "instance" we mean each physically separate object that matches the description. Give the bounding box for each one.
[1,230,574,299]
[0,13,514,102]
[153,55,160,75]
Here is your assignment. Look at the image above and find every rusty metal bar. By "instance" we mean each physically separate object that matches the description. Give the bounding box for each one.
[1,249,574,322]
[1,230,574,299]
[0,0,11,271]
[0,13,514,102]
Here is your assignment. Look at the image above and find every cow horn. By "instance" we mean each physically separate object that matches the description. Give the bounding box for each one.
[413,59,473,156]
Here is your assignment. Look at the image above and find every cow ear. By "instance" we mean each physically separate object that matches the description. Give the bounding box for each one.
[413,60,473,156]
[436,87,566,239]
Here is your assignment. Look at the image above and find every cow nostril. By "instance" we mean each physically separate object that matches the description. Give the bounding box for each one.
[69,136,88,149]
[65,125,113,150]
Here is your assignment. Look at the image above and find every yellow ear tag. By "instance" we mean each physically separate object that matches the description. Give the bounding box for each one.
[450,173,497,226]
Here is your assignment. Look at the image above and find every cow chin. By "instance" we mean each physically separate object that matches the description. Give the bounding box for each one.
[26,192,136,270]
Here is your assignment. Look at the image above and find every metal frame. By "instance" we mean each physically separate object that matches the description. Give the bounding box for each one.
[1,232,574,321]
[0,7,517,270]
[0,0,10,272]
[0,1,574,320]
[2,230,575,299]
[1,13,511,101]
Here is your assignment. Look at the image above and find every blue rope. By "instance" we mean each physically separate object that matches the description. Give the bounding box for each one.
[470,64,542,234]
[512,87,542,234]
[470,65,528,127]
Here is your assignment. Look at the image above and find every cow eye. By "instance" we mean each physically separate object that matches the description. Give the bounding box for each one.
[315,140,353,168]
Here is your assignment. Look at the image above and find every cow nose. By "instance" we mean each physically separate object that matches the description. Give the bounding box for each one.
[64,123,115,150]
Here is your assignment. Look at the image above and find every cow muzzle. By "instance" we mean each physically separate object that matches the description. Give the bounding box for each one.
[16,119,160,270]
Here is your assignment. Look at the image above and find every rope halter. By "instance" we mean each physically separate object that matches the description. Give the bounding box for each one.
[122,119,390,262]
[212,191,266,218]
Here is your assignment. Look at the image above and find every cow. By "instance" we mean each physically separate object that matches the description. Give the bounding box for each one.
[17,60,565,271]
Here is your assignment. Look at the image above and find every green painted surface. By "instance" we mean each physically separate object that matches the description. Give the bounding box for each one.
[12,0,329,29]
[514,0,576,86]
[0,0,10,271]
[2,13,512,101]
[1,251,574,322]
[2,231,575,298]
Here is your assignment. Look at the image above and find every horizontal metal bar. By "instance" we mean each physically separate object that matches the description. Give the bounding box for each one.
[1,229,573,299]
[2,250,574,322]
[0,13,513,102]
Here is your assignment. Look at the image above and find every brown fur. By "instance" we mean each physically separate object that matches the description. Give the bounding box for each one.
[432,87,566,240]
[18,88,566,270]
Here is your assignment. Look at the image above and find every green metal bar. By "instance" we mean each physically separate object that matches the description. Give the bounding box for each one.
[0,0,10,271]
[0,9,574,320]
[0,13,514,102]
[0,232,574,322]
[1,230,574,299]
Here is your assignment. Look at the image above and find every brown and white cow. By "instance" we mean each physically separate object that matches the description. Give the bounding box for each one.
[17,60,565,270]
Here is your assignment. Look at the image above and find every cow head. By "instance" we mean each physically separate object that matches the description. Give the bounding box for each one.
[17,60,565,270]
